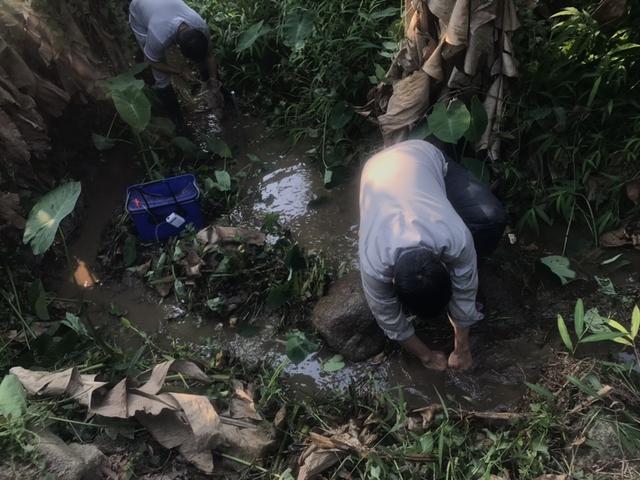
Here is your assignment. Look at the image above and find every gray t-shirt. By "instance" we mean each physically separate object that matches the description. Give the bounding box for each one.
[129,0,209,62]
[358,140,483,341]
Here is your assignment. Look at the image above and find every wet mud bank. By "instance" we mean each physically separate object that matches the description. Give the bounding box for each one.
[51,111,640,415]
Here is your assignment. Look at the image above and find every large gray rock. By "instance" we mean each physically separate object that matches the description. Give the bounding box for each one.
[312,272,386,361]
[36,430,106,480]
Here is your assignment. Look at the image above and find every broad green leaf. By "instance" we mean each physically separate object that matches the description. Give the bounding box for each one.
[557,314,574,352]
[172,136,198,156]
[322,354,345,373]
[607,319,629,335]
[28,279,49,321]
[631,305,639,339]
[580,331,624,343]
[328,102,353,129]
[92,133,116,151]
[525,382,555,401]
[62,312,88,337]
[123,235,137,267]
[103,67,146,93]
[427,101,471,144]
[23,182,81,255]
[285,330,318,363]
[323,169,333,185]
[594,276,616,296]
[174,278,186,298]
[206,296,225,312]
[214,170,232,191]
[207,137,232,158]
[111,85,151,132]
[148,116,176,137]
[0,374,26,419]
[408,121,431,140]
[236,21,271,52]
[540,255,576,285]
[283,12,315,51]
[574,299,585,337]
[464,96,488,143]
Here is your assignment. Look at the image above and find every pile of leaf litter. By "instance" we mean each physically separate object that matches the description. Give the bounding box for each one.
[98,213,328,327]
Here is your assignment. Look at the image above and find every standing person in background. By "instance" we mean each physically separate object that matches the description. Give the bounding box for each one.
[128,0,224,132]
[358,140,508,371]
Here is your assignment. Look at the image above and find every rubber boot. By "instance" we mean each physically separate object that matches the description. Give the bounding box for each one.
[155,85,188,136]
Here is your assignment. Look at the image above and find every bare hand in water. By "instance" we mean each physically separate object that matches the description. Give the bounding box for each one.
[448,349,473,371]
[420,350,448,371]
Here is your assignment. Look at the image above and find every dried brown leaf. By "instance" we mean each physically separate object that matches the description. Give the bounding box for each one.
[273,405,287,429]
[296,449,342,480]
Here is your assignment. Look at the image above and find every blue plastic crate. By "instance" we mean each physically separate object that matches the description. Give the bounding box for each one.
[126,173,204,242]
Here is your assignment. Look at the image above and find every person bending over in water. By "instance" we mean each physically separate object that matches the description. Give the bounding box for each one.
[128,0,224,131]
[358,140,507,371]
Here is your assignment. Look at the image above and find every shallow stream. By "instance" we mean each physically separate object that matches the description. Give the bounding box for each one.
[54,112,626,413]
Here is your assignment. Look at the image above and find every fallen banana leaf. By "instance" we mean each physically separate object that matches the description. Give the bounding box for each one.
[10,360,274,473]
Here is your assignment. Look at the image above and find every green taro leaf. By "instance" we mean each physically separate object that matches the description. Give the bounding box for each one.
[236,21,271,53]
[23,182,81,255]
[283,12,315,51]
[0,374,27,419]
[427,101,471,144]
[214,170,232,192]
[557,314,574,352]
[92,133,116,151]
[541,255,576,285]
[207,137,232,158]
[285,330,319,363]
[328,102,353,130]
[464,96,488,143]
[111,84,151,132]
[409,121,432,140]
[322,354,345,372]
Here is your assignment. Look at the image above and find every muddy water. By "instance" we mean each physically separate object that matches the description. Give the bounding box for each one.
[57,114,551,413]
[225,114,360,267]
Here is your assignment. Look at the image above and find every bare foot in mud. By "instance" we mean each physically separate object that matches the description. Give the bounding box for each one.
[448,349,473,371]
[420,351,448,371]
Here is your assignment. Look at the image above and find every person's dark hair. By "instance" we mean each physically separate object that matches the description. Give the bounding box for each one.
[177,27,208,62]
[394,247,452,318]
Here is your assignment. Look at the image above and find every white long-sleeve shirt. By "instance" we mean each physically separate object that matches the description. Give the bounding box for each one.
[129,0,209,63]
[358,140,482,341]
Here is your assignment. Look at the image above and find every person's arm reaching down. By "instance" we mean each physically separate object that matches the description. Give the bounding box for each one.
[361,271,447,371]
[444,231,483,370]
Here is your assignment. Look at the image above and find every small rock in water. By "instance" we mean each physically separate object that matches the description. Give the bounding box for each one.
[312,272,386,361]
